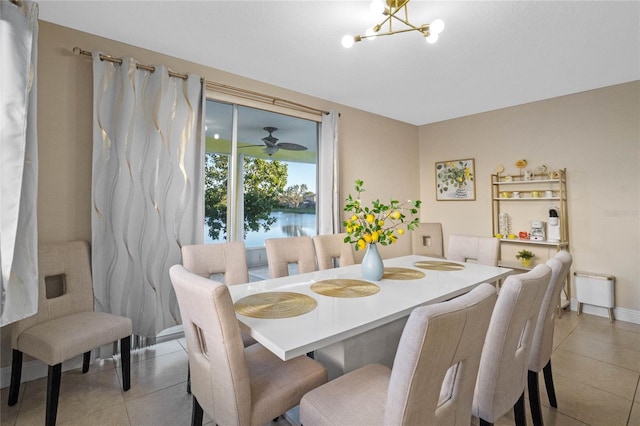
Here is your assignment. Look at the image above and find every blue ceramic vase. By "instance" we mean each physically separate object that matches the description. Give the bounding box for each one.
[362,243,384,281]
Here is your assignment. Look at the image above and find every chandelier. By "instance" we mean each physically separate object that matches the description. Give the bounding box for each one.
[341,0,445,48]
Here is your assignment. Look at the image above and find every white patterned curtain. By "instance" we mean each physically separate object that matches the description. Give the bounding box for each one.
[91,54,204,338]
[317,111,340,235]
[1,0,39,326]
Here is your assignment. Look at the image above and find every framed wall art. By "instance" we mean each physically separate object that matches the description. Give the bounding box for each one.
[435,158,476,201]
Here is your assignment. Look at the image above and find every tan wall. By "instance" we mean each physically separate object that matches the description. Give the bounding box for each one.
[0,22,420,368]
[418,81,640,312]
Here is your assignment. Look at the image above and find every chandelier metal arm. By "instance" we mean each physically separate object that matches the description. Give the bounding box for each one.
[359,25,428,41]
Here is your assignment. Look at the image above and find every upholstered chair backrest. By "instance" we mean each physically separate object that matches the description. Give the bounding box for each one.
[12,241,94,348]
[312,233,356,270]
[473,264,551,423]
[447,234,500,266]
[182,241,249,285]
[169,265,251,425]
[529,251,573,372]
[412,222,444,258]
[384,283,497,425]
[265,236,317,278]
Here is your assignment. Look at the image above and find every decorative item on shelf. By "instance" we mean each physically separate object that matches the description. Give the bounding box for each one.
[524,169,533,181]
[499,212,511,236]
[341,0,445,48]
[519,231,529,239]
[503,175,513,182]
[515,249,535,268]
[536,165,548,175]
[515,159,527,176]
[500,191,511,198]
[343,179,421,281]
[511,191,520,198]
[531,191,541,198]
[548,170,561,179]
[435,159,476,200]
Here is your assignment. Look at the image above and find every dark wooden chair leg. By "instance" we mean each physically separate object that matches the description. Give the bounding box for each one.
[187,364,191,394]
[82,351,91,373]
[514,391,527,426]
[479,418,493,426]
[8,349,23,406]
[543,360,557,408]
[528,370,543,426]
[46,364,62,426]
[121,336,131,391]
[192,396,204,426]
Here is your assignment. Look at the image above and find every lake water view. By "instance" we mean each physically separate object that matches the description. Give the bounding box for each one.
[204,211,317,247]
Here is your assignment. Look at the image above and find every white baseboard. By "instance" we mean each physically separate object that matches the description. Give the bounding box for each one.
[0,354,84,389]
[0,329,185,390]
[570,299,640,324]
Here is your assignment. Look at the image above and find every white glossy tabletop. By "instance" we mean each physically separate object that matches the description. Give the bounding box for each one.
[228,255,512,361]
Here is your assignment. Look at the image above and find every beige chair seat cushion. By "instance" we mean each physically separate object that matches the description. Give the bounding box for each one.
[245,344,328,424]
[16,311,132,366]
[301,363,390,426]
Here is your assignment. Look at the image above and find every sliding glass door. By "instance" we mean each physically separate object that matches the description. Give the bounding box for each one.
[204,100,319,247]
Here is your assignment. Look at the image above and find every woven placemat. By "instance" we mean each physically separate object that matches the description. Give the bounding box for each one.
[311,279,380,298]
[383,267,426,280]
[234,292,317,319]
[413,260,466,271]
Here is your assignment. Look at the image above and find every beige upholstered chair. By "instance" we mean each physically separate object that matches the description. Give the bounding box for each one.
[182,241,249,285]
[169,265,327,426]
[8,241,132,426]
[412,222,444,258]
[300,283,498,426]
[472,264,551,426]
[528,251,573,426]
[312,233,356,270]
[265,236,317,278]
[181,241,254,394]
[447,234,500,266]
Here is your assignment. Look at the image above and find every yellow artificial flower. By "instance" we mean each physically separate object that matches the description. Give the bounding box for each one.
[343,180,422,251]
[397,228,405,235]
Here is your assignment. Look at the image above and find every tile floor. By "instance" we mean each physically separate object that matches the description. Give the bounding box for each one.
[2,310,639,426]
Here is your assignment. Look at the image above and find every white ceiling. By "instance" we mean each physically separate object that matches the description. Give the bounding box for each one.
[38,1,640,126]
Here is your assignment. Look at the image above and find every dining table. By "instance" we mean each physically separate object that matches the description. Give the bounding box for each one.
[229,254,513,381]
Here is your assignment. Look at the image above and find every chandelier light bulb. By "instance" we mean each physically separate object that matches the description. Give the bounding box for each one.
[430,18,445,34]
[425,33,439,44]
[370,0,385,15]
[342,35,356,48]
[365,27,378,40]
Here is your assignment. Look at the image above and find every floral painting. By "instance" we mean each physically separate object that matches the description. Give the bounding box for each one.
[435,159,476,200]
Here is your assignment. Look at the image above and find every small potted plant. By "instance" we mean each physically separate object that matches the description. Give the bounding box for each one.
[515,249,535,268]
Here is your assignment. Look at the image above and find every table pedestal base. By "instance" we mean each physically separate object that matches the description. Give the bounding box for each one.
[314,316,408,380]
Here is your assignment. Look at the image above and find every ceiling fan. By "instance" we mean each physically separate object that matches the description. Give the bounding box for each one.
[244,127,308,156]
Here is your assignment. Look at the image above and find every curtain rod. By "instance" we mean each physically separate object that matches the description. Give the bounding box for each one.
[73,47,328,116]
